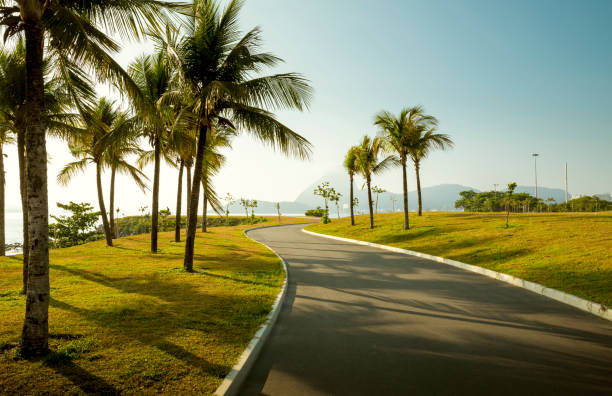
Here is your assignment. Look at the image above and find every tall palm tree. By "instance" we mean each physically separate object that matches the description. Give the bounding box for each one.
[407,125,454,216]
[129,50,179,253]
[168,0,313,271]
[375,106,437,229]
[0,40,83,292]
[1,0,187,356]
[343,146,359,226]
[105,140,149,239]
[58,98,140,247]
[354,135,397,229]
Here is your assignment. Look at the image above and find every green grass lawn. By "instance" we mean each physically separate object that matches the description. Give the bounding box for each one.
[307,212,612,307]
[0,217,307,395]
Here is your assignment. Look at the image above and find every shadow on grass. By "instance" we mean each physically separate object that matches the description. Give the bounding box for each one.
[45,359,119,395]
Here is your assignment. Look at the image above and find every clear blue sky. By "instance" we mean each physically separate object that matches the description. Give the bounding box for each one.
[4,0,611,217]
[229,0,612,198]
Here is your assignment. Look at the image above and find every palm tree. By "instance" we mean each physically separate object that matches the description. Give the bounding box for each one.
[58,98,140,247]
[130,51,175,253]
[201,126,235,232]
[168,0,313,271]
[1,0,187,356]
[375,106,437,229]
[105,140,149,239]
[343,146,359,226]
[354,136,397,229]
[0,129,13,256]
[0,40,83,291]
[407,125,454,216]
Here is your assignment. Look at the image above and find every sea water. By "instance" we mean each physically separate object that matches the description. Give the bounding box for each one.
[5,211,23,255]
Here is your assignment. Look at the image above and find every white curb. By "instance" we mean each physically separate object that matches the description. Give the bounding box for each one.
[213,224,302,396]
[302,229,611,322]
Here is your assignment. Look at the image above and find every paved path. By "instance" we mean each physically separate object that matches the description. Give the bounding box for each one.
[240,224,612,395]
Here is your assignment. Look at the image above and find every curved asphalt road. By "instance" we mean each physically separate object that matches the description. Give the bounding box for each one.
[240,224,612,396]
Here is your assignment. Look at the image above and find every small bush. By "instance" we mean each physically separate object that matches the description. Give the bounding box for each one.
[305,207,326,217]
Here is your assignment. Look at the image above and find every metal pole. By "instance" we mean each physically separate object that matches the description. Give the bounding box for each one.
[532,154,538,200]
[565,162,568,205]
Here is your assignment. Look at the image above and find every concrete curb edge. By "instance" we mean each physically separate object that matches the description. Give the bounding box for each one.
[213,224,297,396]
[302,228,611,322]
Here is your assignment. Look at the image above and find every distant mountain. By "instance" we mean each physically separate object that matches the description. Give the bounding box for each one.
[594,193,612,202]
[514,186,569,203]
[293,171,476,214]
[226,171,595,216]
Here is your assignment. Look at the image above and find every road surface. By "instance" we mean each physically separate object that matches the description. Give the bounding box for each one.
[240,224,612,395]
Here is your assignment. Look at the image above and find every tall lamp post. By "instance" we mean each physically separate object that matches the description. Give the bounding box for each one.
[532,153,539,212]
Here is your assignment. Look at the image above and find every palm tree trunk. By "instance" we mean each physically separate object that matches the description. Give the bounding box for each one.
[415,160,423,216]
[186,164,192,220]
[367,176,374,229]
[184,124,208,272]
[175,161,184,242]
[0,142,5,257]
[96,162,113,247]
[151,137,161,253]
[109,166,116,239]
[349,173,355,226]
[17,131,29,292]
[21,19,50,357]
[401,157,409,230]
[201,185,208,233]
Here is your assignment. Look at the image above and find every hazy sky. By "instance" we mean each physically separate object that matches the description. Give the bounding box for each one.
[4,0,612,215]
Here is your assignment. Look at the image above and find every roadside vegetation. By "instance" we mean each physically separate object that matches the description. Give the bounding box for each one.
[0,0,312,358]
[456,190,612,213]
[307,212,612,307]
[0,218,306,394]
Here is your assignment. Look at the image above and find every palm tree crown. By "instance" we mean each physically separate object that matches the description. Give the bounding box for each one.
[354,135,397,229]
[174,0,314,271]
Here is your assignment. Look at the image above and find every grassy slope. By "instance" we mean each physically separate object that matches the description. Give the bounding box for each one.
[0,217,307,395]
[307,212,612,307]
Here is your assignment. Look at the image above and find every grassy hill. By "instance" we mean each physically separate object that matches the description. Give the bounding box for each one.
[0,217,306,395]
[307,212,612,307]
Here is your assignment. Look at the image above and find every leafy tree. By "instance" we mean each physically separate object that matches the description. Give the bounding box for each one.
[546,197,556,212]
[249,200,258,221]
[353,135,397,229]
[163,0,313,272]
[372,185,386,214]
[344,146,359,226]
[224,193,236,223]
[329,189,342,219]
[375,107,436,228]
[240,198,248,218]
[49,202,102,248]
[1,0,186,357]
[314,182,333,224]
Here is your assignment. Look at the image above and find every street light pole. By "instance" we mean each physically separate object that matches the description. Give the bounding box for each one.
[532,153,539,212]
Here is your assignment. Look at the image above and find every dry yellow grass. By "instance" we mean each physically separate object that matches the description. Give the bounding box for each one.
[0,217,308,395]
[307,212,612,307]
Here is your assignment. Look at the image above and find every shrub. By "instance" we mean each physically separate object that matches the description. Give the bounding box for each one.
[305,207,326,217]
